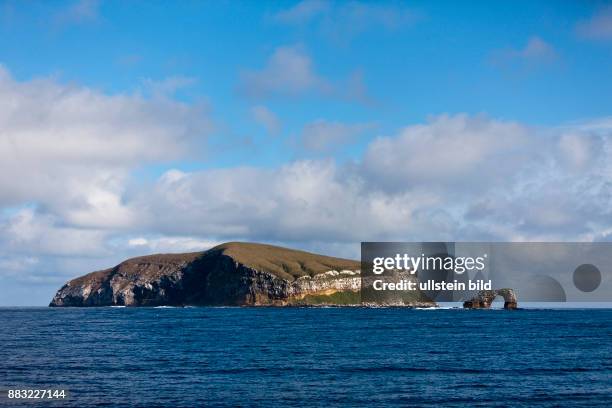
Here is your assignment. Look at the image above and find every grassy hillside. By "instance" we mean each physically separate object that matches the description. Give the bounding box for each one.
[67,242,360,286]
[68,252,204,285]
[213,242,360,280]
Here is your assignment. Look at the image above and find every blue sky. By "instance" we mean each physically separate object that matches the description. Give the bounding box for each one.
[3,1,612,164]
[1,0,612,305]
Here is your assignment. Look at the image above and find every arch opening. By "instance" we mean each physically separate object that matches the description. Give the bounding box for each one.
[463,288,518,310]
[490,295,505,309]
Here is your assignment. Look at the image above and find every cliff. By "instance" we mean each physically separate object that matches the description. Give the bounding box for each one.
[49,242,435,307]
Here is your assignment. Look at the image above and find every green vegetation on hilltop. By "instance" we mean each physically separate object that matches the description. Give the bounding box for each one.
[212,242,360,281]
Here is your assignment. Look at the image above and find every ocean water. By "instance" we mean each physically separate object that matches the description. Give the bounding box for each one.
[1,307,611,407]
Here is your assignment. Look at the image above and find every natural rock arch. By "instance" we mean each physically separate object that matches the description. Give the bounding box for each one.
[463,288,518,310]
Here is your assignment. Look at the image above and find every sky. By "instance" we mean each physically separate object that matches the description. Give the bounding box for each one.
[1,0,612,305]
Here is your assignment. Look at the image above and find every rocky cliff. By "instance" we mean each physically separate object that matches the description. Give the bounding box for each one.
[50,242,433,307]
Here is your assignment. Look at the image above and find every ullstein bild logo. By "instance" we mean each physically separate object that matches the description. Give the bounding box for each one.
[360,242,612,305]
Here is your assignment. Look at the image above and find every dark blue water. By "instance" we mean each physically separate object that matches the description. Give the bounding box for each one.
[1,307,611,407]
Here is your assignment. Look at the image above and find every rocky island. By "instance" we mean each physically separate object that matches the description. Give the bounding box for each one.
[50,242,435,307]
[463,289,518,310]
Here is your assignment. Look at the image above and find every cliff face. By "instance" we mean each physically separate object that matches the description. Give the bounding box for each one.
[50,242,377,307]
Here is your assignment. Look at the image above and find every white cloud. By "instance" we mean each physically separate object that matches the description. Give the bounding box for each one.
[0,208,108,257]
[1,82,610,248]
[54,0,100,26]
[576,7,612,41]
[491,36,557,67]
[2,66,611,305]
[127,236,218,253]
[240,45,329,98]
[363,114,534,190]
[300,120,373,152]
[520,37,556,59]
[100,114,612,248]
[136,160,433,243]
[273,1,417,41]
[140,75,198,97]
[127,237,148,246]
[251,105,281,135]
[566,116,612,134]
[362,114,612,241]
[239,45,370,103]
[0,256,38,272]
[558,132,603,170]
[0,64,211,227]
[331,1,416,31]
[0,63,217,302]
[274,0,330,24]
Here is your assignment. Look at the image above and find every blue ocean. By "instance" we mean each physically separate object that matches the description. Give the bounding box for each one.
[1,307,611,407]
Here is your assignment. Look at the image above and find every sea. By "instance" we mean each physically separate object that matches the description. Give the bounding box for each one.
[1,307,611,407]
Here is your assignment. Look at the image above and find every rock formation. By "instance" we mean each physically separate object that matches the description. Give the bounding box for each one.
[50,242,435,307]
[463,288,518,310]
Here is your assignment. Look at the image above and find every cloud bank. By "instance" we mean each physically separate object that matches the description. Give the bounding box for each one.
[1,65,611,304]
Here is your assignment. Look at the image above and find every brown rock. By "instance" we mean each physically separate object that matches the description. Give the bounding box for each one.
[463,288,518,310]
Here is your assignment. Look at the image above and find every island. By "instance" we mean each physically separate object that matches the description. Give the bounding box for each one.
[50,242,435,307]
[462,289,518,310]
